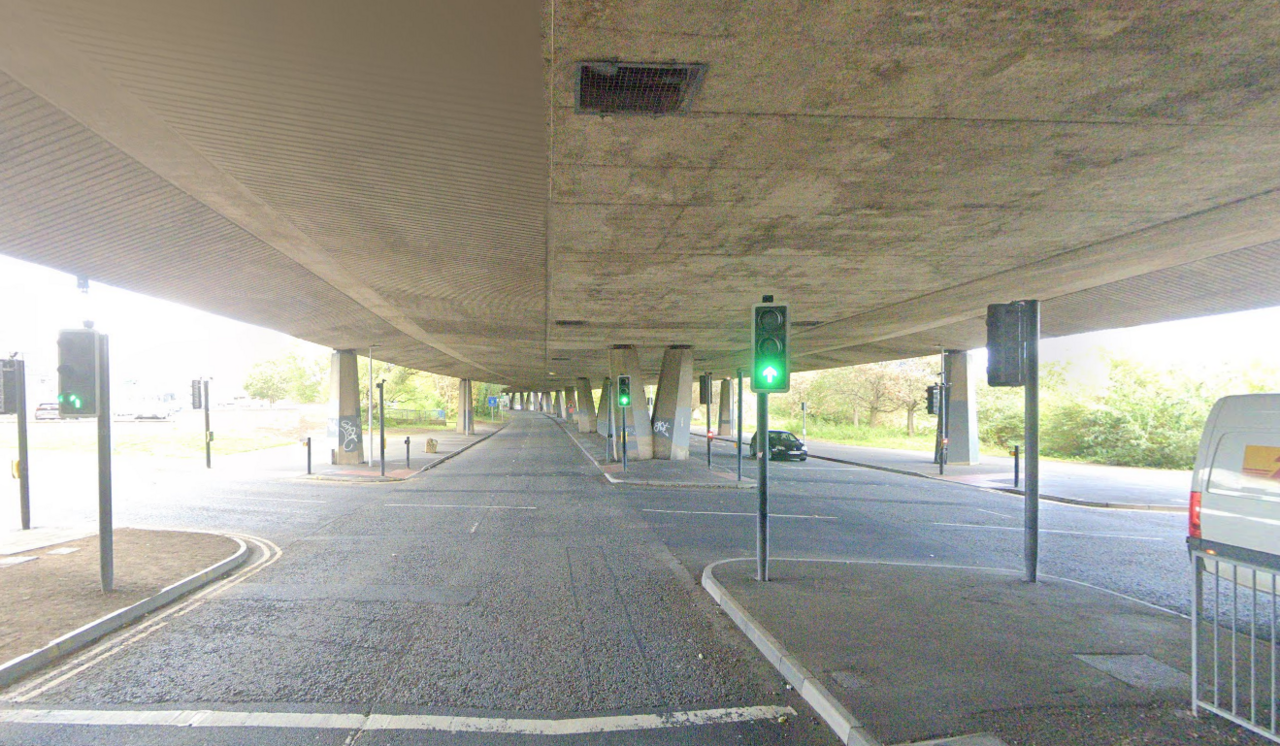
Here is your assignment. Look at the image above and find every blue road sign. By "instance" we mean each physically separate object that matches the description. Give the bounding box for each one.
[488,396,498,406]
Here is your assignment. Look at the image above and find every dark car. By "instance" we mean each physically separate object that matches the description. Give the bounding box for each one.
[748,429,807,461]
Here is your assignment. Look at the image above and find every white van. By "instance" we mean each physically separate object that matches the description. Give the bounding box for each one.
[1189,393,1280,562]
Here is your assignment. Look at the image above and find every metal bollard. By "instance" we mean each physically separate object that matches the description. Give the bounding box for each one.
[405,436,411,469]
[1013,445,1020,489]
[305,437,312,475]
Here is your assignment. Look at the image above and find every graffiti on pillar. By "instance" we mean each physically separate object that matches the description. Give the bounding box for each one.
[653,418,673,438]
[338,415,362,452]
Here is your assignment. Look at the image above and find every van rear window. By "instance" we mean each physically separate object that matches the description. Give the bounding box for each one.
[1208,435,1280,500]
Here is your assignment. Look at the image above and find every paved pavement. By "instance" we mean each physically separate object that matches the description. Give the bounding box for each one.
[0,413,826,745]
[694,427,1190,510]
[308,424,504,482]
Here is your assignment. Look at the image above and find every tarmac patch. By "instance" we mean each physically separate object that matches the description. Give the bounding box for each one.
[1073,654,1190,689]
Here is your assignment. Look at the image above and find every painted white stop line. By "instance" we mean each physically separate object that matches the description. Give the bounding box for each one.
[0,705,796,734]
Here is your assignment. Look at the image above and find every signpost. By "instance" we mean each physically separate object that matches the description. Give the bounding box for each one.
[617,375,631,472]
[987,300,1040,583]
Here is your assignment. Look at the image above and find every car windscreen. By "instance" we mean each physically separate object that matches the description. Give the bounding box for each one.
[770,432,799,446]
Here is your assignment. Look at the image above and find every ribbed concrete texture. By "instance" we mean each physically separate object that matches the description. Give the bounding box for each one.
[652,347,693,461]
[944,351,979,466]
[717,379,733,437]
[575,378,597,433]
[329,350,363,465]
[609,347,652,461]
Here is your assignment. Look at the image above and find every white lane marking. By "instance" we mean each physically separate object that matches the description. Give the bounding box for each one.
[469,522,479,534]
[931,522,1166,541]
[975,508,1013,518]
[642,508,837,520]
[385,503,537,510]
[0,705,796,734]
[5,533,284,702]
[223,496,326,504]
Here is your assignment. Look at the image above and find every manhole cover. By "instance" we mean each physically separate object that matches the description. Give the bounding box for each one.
[829,669,868,690]
[1074,654,1190,689]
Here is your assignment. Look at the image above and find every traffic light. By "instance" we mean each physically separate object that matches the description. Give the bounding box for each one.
[699,373,711,405]
[0,360,17,416]
[191,379,203,409]
[987,302,1027,387]
[616,375,631,407]
[925,384,941,416]
[751,301,790,393]
[57,328,100,417]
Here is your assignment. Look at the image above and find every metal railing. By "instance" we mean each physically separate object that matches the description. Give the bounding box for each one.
[1191,538,1280,743]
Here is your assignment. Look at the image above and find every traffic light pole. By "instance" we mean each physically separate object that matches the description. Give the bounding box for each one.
[1023,301,1041,583]
[15,360,30,530]
[756,392,769,582]
[620,404,628,472]
[377,381,386,477]
[706,374,712,469]
[938,382,949,476]
[736,369,743,482]
[97,335,113,593]
[203,380,211,469]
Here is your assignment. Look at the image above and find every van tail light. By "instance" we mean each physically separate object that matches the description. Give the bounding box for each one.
[1189,491,1202,539]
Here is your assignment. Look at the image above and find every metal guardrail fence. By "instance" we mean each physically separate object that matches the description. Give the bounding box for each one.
[1191,540,1280,743]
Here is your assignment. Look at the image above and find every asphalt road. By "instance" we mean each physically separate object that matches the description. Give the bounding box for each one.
[0,414,830,745]
[0,413,1194,745]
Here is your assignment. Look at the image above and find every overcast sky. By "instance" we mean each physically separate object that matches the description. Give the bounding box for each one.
[1,253,1277,402]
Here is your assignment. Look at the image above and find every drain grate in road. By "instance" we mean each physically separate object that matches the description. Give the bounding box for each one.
[1074,654,1190,689]
[829,669,869,690]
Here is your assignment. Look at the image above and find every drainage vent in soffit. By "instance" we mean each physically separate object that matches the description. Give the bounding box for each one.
[576,61,708,115]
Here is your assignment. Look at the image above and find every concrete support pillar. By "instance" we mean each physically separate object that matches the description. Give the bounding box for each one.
[328,349,363,465]
[717,379,733,436]
[944,350,980,465]
[553,390,565,419]
[575,377,597,433]
[609,346,653,460]
[456,379,474,434]
[564,386,577,422]
[596,378,610,437]
[651,347,693,460]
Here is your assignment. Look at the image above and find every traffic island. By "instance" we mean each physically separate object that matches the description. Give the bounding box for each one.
[704,558,1268,746]
[559,420,754,489]
[0,528,246,688]
[305,424,505,482]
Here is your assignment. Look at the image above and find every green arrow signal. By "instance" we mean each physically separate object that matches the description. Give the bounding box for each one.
[762,365,779,383]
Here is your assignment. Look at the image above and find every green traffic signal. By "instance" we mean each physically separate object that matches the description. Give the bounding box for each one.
[617,375,632,407]
[751,302,790,393]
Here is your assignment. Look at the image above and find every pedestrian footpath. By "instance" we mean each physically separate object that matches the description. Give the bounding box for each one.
[306,422,504,482]
[694,426,1188,511]
[701,558,1255,746]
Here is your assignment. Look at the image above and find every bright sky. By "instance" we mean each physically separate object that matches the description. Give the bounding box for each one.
[1,254,1278,401]
[0,255,326,404]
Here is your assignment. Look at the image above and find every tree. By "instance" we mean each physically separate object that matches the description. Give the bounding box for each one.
[243,362,288,405]
[887,358,939,435]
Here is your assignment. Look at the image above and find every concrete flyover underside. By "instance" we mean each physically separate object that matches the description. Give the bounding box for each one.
[0,1,1276,390]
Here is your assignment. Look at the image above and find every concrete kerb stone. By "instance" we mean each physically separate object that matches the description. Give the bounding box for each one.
[706,435,1180,513]
[553,416,755,489]
[701,558,878,746]
[414,424,507,476]
[0,534,250,689]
